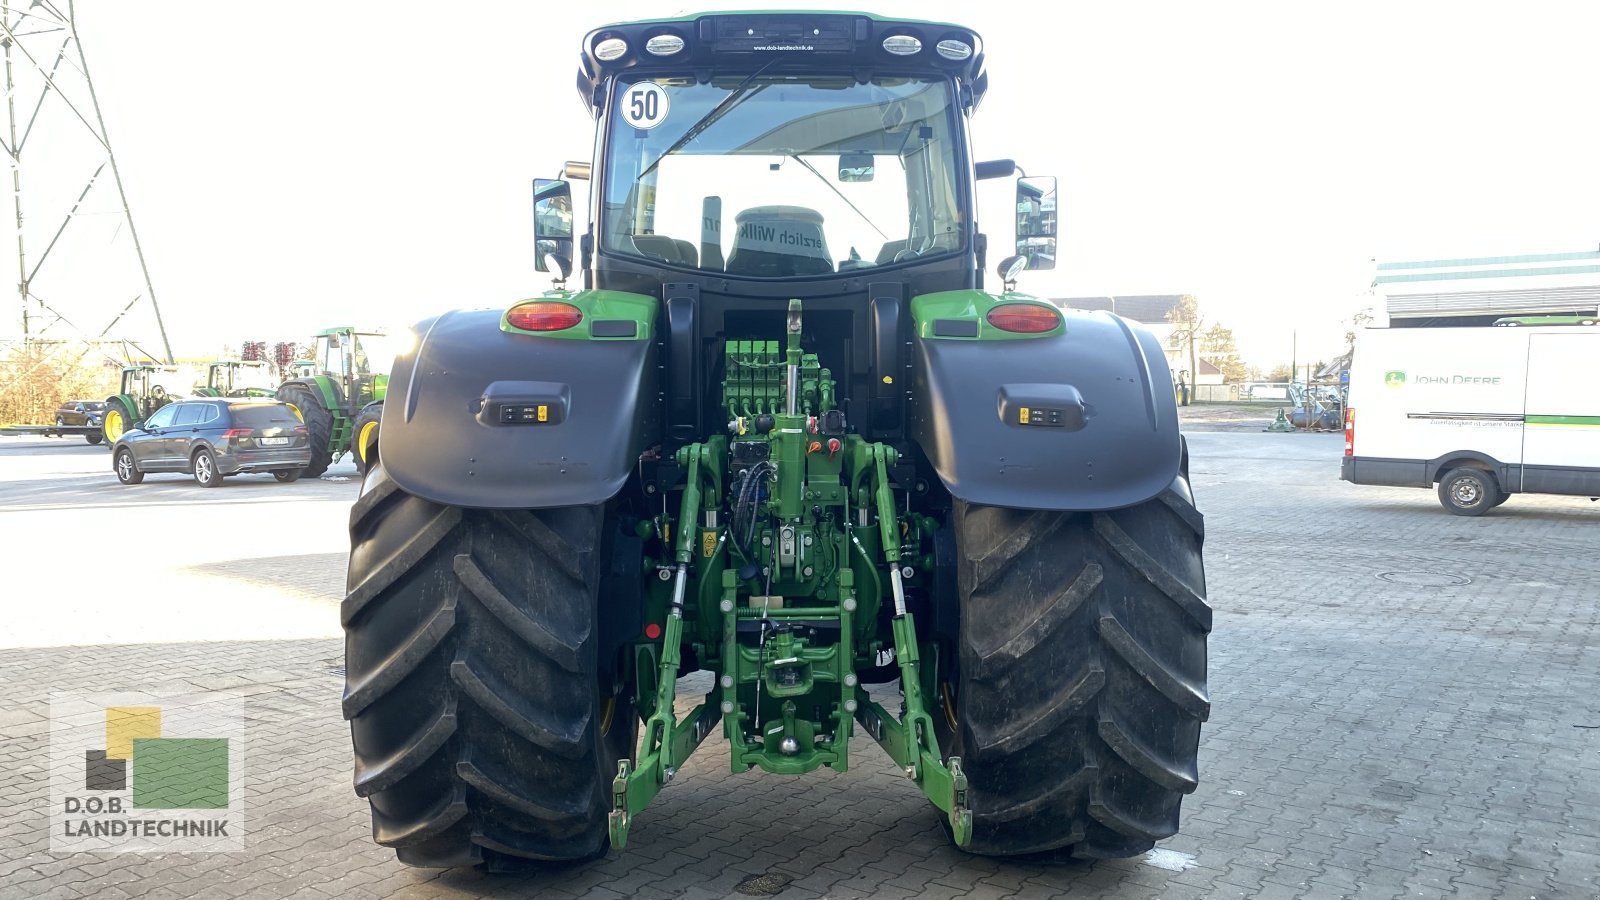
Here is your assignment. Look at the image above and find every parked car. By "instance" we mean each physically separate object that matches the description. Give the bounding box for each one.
[55,400,105,427]
[111,398,311,487]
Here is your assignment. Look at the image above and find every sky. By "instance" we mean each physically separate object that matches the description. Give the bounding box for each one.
[6,0,1600,368]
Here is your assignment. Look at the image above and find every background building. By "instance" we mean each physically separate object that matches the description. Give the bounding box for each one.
[1375,249,1600,327]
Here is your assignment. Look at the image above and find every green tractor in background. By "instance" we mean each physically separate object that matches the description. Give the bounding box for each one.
[274,327,394,477]
[195,359,280,398]
[344,11,1209,870]
[102,364,197,443]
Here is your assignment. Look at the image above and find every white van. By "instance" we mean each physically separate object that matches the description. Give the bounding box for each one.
[1341,326,1600,515]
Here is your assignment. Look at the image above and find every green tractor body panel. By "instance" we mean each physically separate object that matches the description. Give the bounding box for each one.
[349,10,1203,865]
[909,289,1064,341]
[501,289,658,341]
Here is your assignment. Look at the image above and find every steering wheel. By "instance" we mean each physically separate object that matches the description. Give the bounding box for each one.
[151,384,167,400]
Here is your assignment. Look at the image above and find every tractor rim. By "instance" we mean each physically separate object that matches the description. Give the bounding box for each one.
[358,420,379,463]
[105,409,124,442]
[286,403,304,422]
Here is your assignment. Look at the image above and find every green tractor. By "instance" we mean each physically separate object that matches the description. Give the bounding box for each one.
[274,327,393,477]
[102,364,196,443]
[344,11,1209,869]
[195,360,280,398]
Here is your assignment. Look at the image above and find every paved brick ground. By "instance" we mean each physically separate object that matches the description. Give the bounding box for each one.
[1,432,1597,899]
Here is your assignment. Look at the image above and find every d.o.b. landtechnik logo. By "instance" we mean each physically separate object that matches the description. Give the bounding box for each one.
[50,693,245,852]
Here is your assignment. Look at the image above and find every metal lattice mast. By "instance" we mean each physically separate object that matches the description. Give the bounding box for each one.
[1,0,171,363]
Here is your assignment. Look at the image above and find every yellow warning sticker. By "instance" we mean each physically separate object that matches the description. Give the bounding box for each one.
[537,405,548,422]
[1019,406,1031,424]
[702,531,717,557]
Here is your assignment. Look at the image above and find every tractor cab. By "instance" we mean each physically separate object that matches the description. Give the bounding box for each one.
[308,328,393,407]
[200,360,279,398]
[103,364,196,442]
[120,365,193,416]
[532,14,1058,445]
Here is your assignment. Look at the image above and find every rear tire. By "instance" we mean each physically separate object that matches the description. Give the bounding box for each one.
[277,382,334,478]
[85,432,103,445]
[1438,467,1498,516]
[274,469,302,483]
[938,479,1210,858]
[193,448,223,488]
[343,461,635,868]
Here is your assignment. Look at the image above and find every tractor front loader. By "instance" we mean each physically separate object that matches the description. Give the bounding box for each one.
[343,11,1210,870]
[275,328,393,477]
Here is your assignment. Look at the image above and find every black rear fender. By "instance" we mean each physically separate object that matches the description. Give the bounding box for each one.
[910,309,1182,511]
[379,307,658,509]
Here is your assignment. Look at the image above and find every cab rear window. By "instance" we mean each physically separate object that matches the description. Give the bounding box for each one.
[230,405,300,428]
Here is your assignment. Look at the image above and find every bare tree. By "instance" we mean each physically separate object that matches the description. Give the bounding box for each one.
[1199,323,1248,384]
[1166,295,1204,393]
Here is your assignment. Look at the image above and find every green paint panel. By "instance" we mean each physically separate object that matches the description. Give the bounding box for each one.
[131,738,229,809]
[307,375,341,411]
[1526,414,1600,427]
[910,289,1064,341]
[1377,250,1600,271]
[500,289,657,341]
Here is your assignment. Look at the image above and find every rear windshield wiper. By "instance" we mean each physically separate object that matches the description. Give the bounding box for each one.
[789,154,888,241]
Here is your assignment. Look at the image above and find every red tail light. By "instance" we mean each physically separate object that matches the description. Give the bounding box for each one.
[507,301,583,332]
[222,428,251,439]
[1344,408,1355,456]
[986,303,1060,334]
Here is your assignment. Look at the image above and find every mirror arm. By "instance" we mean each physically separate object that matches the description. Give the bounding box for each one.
[562,161,592,181]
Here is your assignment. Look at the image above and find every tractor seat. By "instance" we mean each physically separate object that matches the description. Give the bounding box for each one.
[629,234,699,268]
[725,206,833,277]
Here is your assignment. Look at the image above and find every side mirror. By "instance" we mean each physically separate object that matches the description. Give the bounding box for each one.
[838,152,875,183]
[532,178,575,275]
[1014,175,1058,271]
